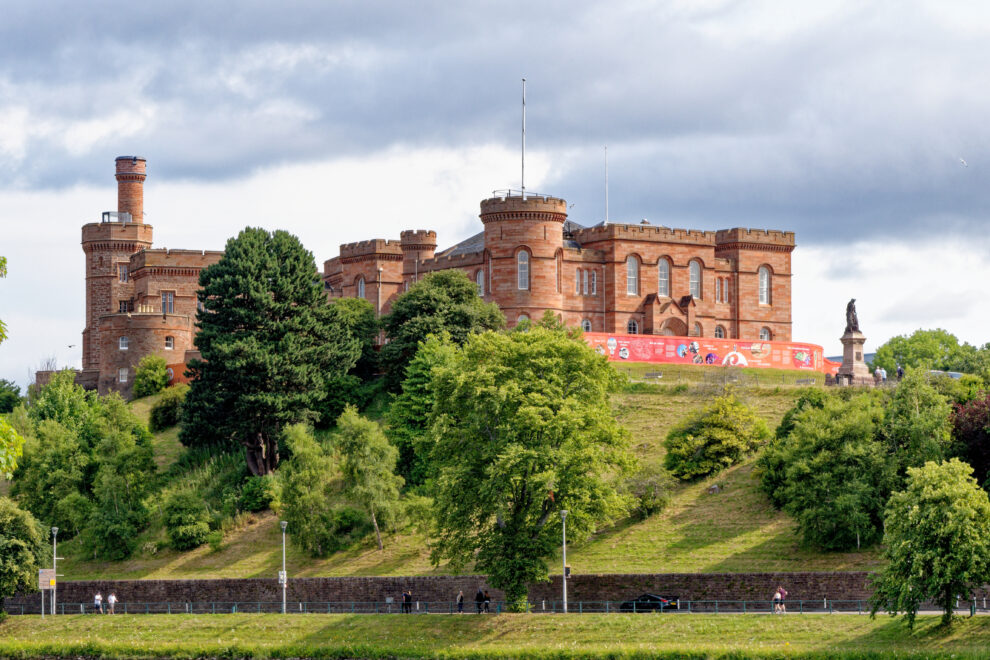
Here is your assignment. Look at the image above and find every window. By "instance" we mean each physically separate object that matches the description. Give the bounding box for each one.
[591,270,597,295]
[626,255,639,295]
[118,264,128,282]
[693,322,702,337]
[689,261,701,298]
[119,336,129,351]
[583,269,589,295]
[165,336,174,350]
[161,291,175,314]
[760,327,772,341]
[658,258,670,297]
[581,319,592,332]
[357,277,365,299]
[118,300,132,313]
[476,269,484,296]
[576,269,581,295]
[517,251,529,290]
[627,319,639,334]
[517,313,530,324]
[759,266,771,305]
[715,325,725,338]
[118,368,128,383]
[716,278,723,303]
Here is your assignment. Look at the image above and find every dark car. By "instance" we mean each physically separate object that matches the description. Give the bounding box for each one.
[618,593,677,612]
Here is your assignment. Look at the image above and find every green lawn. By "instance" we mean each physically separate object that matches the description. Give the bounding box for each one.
[1,613,988,659]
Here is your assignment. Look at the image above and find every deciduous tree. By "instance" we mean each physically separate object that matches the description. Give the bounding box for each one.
[882,368,955,474]
[952,393,990,489]
[132,354,170,398]
[0,379,20,414]
[0,497,47,607]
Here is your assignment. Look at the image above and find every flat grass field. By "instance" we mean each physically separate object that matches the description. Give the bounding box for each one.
[2,613,989,659]
[59,368,881,581]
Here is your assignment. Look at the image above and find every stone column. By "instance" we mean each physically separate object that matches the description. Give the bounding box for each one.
[837,331,872,385]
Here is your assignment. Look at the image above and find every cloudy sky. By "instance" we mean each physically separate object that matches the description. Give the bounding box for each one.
[2,0,990,388]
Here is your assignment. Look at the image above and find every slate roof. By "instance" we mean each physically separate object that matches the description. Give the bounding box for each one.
[436,218,589,257]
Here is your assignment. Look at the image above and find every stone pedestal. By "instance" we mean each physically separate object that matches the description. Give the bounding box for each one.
[837,331,872,386]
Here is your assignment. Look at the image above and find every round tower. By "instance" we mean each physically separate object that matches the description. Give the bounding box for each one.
[399,230,437,285]
[80,157,153,370]
[481,193,567,324]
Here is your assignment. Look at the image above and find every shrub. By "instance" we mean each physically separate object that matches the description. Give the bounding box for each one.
[663,395,771,480]
[132,355,170,398]
[626,465,674,519]
[206,530,224,553]
[162,491,211,550]
[239,475,274,512]
[149,384,189,432]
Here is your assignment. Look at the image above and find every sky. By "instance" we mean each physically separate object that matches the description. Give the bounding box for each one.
[2,0,990,389]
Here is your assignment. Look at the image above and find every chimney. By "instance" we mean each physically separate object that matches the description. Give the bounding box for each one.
[115,156,147,223]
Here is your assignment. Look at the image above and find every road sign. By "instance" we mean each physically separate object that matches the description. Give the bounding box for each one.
[39,569,55,591]
[278,570,287,585]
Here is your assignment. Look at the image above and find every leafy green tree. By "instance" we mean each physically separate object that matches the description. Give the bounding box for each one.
[429,328,632,609]
[663,395,771,480]
[386,333,458,487]
[882,369,955,474]
[332,297,380,380]
[149,384,189,432]
[380,270,504,390]
[132,354,170,398]
[163,492,211,550]
[0,255,7,346]
[336,406,403,550]
[870,459,990,628]
[0,497,47,606]
[180,227,360,475]
[873,328,983,375]
[0,418,24,480]
[0,379,20,414]
[952,393,990,489]
[778,396,893,550]
[10,420,89,532]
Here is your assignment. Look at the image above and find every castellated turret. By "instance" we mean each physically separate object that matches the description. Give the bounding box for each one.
[115,156,147,223]
[399,230,437,283]
[480,193,568,324]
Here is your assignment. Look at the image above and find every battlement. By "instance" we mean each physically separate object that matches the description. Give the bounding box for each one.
[715,228,795,246]
[573,223,717,245]
[420,250,484,268]
[129,248,224,271]
[399,229,438,247]
[339,239,403,259]
[480,194,568,218]
[81,221,154,246]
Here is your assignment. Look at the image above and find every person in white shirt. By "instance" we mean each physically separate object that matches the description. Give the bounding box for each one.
[107,592,117,614]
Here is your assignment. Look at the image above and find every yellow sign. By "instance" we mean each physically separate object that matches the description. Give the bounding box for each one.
[49,579,56,586]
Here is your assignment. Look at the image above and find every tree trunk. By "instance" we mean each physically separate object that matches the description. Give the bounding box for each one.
[371,508,383,551]
[244,431,279,476]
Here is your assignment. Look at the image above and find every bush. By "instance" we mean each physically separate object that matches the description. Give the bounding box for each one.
[149,384,189,432]
[133,355,170,398]
[206,530,224,553]
[663,395,771,480]
[163,491,211,550]
[239,475,274,512]
[626,465,674,519]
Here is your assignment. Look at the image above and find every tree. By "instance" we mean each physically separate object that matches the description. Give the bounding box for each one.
[882,368,955,475]
[951,393,990,489]
[0,418,24,480]
[380,270,504,390]
[870,459,990,628]
[872,328,980,375]
[429,328,632,608]
[132,354,170,398]
[0,497,47,607]
[332,297,380,380]
[180,228,360,475]
[336,406,403,550]
[758,389,833,508]
[0,379,20,414]
[386,333,458,487]
[663,395,771,480]
[0,255,7,346]
[162,491,211,550]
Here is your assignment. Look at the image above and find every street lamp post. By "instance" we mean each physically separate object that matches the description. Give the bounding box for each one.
[280,521,288,614]
[561,511,568,614]
[51,527,58,616]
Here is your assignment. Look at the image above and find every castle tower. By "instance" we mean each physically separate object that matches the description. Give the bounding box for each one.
[399,230,437,285]
[481,193,567,324]
[80,157,153,370]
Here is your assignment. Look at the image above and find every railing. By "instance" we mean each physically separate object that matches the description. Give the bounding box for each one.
[8,598,990,616]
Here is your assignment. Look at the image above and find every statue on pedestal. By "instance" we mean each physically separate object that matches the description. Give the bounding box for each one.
[844,299,860,334]
[838,298,870,385]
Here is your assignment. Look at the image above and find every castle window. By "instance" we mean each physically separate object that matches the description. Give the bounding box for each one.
[715,325,725,338]
[627,319,639,334]
[692,322,702,337]
[517,313,530,324]
[118,368,128,384]
[689,261,702,298]
[581,319,592,332]
[658,258,670,297]
[118,300,133,313]
[165,336,174,350]
[626,256,639,296]
[591,270,597,295]
[476,269,484,296]
[517,251,529,290]
[161,291,175,314]
[760,327,772,341]
[119,336,129,351]
[118,264,129,282]
[759,266,771,305]
[576,269,581,295]
[583,269,589,295]
[715,278,722,303]
[357,277,366,299]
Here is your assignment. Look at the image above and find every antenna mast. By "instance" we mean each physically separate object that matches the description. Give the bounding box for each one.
[604,144,609,225]
[521,78,527,201]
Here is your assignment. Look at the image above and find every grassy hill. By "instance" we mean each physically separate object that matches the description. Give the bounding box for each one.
[55,365,881,581]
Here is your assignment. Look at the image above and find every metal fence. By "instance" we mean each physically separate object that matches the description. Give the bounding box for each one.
[8,598,990,616]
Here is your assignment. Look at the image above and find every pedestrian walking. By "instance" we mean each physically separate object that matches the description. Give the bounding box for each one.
[402,590,411,614]
[107,592,117,615]
[483,590,491,613]
[475,588,484,614]
[93,591,103,614]
[896,364,904,380]
[777,586,787,614]
[873,366,882,385]
[880,367,887,384]
[772,588,781,614]
[456,590,464,613]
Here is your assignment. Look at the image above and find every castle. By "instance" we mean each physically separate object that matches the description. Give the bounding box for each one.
[76,158,794,396]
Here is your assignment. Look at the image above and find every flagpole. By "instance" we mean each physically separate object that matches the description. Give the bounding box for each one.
[521,78,526,201]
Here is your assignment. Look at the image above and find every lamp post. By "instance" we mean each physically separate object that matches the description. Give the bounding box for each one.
[280,521,288,614]
[51,527,58,616]
[561,510,568,614]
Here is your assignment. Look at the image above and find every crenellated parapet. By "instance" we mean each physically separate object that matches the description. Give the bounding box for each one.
[574,223,717,246]
[715,228,795,252]
[480,194,568,224]
[339,239,403,262]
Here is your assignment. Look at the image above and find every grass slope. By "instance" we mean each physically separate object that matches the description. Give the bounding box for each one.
[2,613,988,659]
[58,375,880,581]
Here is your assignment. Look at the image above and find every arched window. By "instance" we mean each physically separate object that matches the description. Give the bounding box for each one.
[517,251,530,290]
[759,266,771,305]
[626,255,639,295]
[357,277,365,299]
[692,322,702,337]
[119,336,129,351]
[476,269,484,296]
[627,319,639,334]
[517,313,530,324]
[165,336,174,350]
[689,261,701,298]
[581,319,592,332]
[658,258,670,297]
[715,325,725,338]
[576,269,581,295]
[583,269,589,295]
[760,327,772,341]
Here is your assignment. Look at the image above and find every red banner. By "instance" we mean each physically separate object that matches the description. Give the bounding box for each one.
[583,333,830,372]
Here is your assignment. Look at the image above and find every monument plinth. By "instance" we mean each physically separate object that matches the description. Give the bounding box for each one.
[836,298,873,386]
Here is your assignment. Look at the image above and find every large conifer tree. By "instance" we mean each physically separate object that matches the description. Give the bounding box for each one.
[180,228,358,475]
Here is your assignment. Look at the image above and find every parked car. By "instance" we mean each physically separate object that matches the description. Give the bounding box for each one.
[618,593,677,612]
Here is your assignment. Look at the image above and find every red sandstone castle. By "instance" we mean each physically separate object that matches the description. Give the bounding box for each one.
[78,158,794,395]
